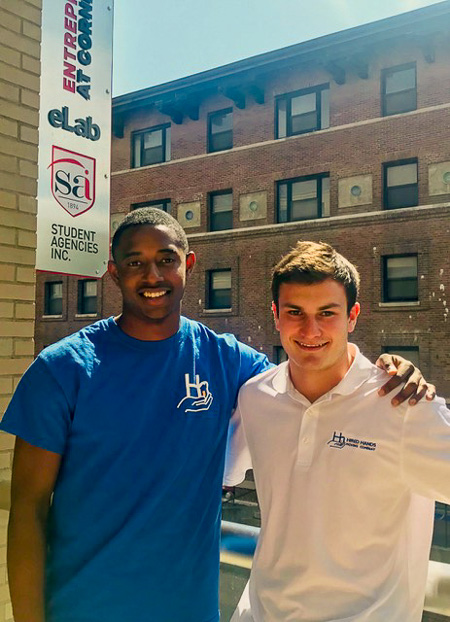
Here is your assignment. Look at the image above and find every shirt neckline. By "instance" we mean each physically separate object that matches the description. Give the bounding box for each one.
[272,344,378,401]
[106,315,188,351]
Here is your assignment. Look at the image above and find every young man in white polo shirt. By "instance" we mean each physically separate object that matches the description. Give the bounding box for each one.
[226,241,450,622]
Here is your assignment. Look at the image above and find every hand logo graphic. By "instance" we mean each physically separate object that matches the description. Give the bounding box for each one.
[177,375,214,413]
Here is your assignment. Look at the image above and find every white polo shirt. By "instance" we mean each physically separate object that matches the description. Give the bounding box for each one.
[225,345,450,622]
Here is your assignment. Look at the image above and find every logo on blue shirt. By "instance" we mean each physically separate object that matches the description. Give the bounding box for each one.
[177,374,214,413]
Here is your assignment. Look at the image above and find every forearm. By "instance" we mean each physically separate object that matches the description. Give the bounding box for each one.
[7,501,48,622]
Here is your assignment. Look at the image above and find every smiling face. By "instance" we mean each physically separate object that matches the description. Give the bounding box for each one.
[273,278,360,397]
[108,224,195,340]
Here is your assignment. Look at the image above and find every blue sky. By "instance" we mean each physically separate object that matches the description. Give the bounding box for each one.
[112,0,442,96]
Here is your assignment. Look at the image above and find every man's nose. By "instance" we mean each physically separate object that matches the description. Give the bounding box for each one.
[144,262,163,282]
[300,316,321,338]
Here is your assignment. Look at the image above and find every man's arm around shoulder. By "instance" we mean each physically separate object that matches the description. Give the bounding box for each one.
[8,438,61,622]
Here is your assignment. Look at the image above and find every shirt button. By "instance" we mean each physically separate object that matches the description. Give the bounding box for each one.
[302,437,310,444]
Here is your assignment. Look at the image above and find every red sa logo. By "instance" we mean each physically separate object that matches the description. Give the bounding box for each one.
[48,145,96,217]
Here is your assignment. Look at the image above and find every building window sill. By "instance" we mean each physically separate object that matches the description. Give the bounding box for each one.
[202,308,232,314]
[378,301,420,308]
[75,313,98,319]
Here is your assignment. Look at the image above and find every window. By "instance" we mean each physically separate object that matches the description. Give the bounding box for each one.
[209,191,233,231]
[433,503,450,550]
[276,85,329,138]
[384,160,418,210]
[78,280,97,315]
[131,199,171,213]
[207,270,231,309]
[382,346,420,368]
[382,255,418,302]
[277,174,330,223]
[132,124,171,167]
[273,346,288,365]
[382,64,416,116]
[208,109,233,153]
[44,281,63,316]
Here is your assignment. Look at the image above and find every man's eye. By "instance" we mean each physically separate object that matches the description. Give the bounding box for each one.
[127,260,141,267]
[321,311,335,317]
[287,310,301,316]
[161,257,175,264]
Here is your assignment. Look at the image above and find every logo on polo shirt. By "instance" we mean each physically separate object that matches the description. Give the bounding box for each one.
[327,431,377,451]
[177,374,214,413]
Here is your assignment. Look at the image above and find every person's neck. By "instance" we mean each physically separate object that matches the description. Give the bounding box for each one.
[288,345,355,403]
[115,312,181,341]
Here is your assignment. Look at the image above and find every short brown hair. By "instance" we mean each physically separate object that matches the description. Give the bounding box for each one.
[272,241,360,314]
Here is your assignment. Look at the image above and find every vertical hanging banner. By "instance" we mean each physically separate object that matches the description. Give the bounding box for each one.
[36,0,113,277]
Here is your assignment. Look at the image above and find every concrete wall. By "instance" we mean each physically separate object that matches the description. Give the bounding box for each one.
[0,0,41,618]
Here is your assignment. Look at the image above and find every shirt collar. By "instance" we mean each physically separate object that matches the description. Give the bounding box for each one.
[271,344,376,400]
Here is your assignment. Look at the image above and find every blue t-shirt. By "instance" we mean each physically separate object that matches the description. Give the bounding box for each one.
[1,316,270,622]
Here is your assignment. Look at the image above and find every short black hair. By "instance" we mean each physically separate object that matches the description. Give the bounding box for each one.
[272,241,360,314]
[111,208,189,260]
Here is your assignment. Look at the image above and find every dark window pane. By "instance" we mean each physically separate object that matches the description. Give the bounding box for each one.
[432,503,450,549]
[383,65,416,116]
[386,185,418,209]
[291,93,317,134]
[386,277,418,301]
[210,131,233,152]
[277,176,327,223]
[78,280,97,314]
[210,192,233,231]
[45,282,62,315]
[385,162,418,209]
[211,211,233,231]
[277,86,328,139]
[384,89,416,116]
[277,184,288,222]
[209,110,233,152]
[274,346,288,364]
[142,145,164,166]
[384,256,418,302]
[133,126,170,167]
[209,270,231,309]
[291,179,319,220]
[291,198,319,220]
[210,289,231,309]
[291,111,318,134]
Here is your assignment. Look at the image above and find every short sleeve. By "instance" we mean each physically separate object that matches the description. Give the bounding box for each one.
[223,403,252,486]
[0,357,73,455]
[401,397,450,504]
[237,341,273,389]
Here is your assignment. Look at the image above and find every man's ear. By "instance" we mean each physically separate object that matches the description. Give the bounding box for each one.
[186,251,196,276]
[272,301,280,332]
[107,260,120,286]
[347,302,360,334]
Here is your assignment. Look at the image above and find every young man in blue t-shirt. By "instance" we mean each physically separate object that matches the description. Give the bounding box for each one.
[1,208,434,622]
